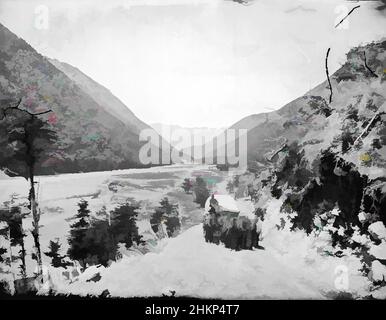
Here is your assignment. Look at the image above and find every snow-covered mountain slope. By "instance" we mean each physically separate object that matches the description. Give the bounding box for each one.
[228,40,386,297]
[266,40,386,181]
[230,113,268,131]
[208,40,385,170]
[0,23,161,174]
[49,58,149,135]
[201,95,323,166]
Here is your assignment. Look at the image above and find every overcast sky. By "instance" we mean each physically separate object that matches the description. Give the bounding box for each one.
[0,0,385,127]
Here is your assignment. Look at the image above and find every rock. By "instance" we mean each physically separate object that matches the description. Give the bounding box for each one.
[371,260,386,282]
[86,272,102,283]
[369,241,386,260]
[368,221,386,241]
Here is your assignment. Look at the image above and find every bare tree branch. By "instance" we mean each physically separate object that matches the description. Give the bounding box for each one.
[353,112,381,146]
[0,98,21,118]
[21,109,53,117]
[12,98,22,108]
[325,48,333,104]
[363,51,378,78]
[335,5,360,28]
[1,98,52,119]
[3,167,20,176]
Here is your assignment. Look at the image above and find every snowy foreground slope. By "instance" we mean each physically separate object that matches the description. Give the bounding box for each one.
[46,219,370,299]
[40,175,378,300]
[4,164,374,299]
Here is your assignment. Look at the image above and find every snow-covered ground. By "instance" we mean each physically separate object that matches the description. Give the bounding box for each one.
[0,165,379,299]
[48,217,371,299]
[47,180,374,299]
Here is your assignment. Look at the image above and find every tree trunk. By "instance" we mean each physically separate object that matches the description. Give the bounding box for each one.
[7,227,16,286]
[29,170,42,281]
[19,240,27,279]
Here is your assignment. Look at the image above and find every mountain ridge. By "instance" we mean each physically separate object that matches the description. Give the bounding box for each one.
[0,22,162,175]
[48,58,149,134]
[202,40,385,170]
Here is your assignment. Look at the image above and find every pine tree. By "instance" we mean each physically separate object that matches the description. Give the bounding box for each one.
[161,198,180,236]
[110,203,143,249]
[193,177,210,208]
[0,243,11,296]
[85,218,117,266]
[0,205,27,278]
[164,215,180,237]
[44,239,70,268]
[150,208,164,234]
[0,279,10,296]
[0,247,6,264]
[67,200,91,268]
[181,178,193,193]
[0,213,12,285]
[0,246,9,281]
[160,197,173,215]
[226,180,234,194]
[67,201,143,268]
[150,198,181,237]
[0,213,10,268]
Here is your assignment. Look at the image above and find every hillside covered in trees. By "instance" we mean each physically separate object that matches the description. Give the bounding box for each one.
[0,23,164,175]
[225,39,386,297]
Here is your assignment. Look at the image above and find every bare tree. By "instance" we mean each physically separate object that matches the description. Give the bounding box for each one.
[325,48,333,104]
